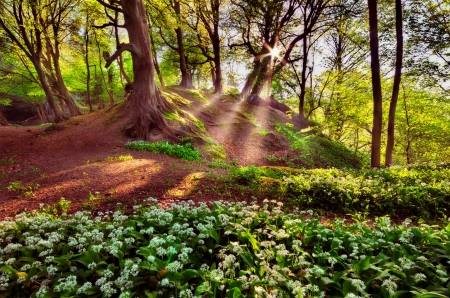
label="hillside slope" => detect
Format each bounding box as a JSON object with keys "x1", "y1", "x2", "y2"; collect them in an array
[{"x1": 0, "y1": 87, "x2": 361, "y2": 219}]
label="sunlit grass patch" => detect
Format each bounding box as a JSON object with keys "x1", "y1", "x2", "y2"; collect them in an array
[
  {"x1": 125, "y1": 141, "x2": 201, "y2": 161},
  {"x1": 107, "y1": 155, "x2": 133, "y2": 162}
]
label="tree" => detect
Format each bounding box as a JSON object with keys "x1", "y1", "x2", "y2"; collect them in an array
[
  {"x1": 230, "y1": 0, "x2": 330, "y2": 101},
  {"x1": 0, "y1": 0, "x2": 66, "y2": 122},
  {"x1": 147, "y1": 0, "x2": 192, "y2": 88},
  {"x1": 194, "y1": 0, "x2": 224, "y2": 94},
  {"x1": 96, "y1": 0, "x2": 172, "y2": 140},
  {"x1": 367, "y1": 0, "x2": 383, "y2": 168},
  {"x1": 40, "y1": 0, "x2": 83, "y2": 117},
  {"x1": 385, "y1": 0, "x2": 403, "y2": 167}
]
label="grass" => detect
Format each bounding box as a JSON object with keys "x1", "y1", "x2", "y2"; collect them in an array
[
  {"x1": 276, "y1": 124, "x2": 368, "y2": 169},
  {"x1": 125, "y1": 141, "x2": 201, "y2": 161}
]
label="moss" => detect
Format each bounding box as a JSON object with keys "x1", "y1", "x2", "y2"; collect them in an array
[
  {"x1": 203, "y1": 143, "x2": 227, "y2": 160},
  {"x1": 161, "y1": 90, "x2": 192, "y2": 107},
  {"x1": 187, "y1": 89, "x2": 209, "y2": 103}
]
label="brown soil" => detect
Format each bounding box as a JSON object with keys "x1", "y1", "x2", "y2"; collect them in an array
[{"x1": 0, "y1": 88, "x2": 299, "y2": 220}]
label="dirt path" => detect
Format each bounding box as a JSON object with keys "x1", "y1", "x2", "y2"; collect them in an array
[{"x1": 0, "y1": 92, "x2": 293, "y2": 220}]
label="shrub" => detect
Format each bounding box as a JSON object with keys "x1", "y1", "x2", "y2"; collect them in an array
[
  {"x1": 125, "y1": 141, "x2": 201, "y2": 161},
  {"x1": 279, "y1": 164, "x2": 450, "y2": 218},
  {"x1": 0, "y1": 200, "x2": 449, "y2": 297}
]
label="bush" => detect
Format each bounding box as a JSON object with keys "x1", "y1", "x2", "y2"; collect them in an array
[
  {"x1": 125, "y1": 141, "x2": 201, "y2": 161},
  {"x1": 229, "y1": 165, "x2": 261, "y2": 184},
  {"x1": 0, "y1": 200, "x2": 449, "y2": 297},
  {"x1": 280, "y1": 163, "x2": 450, "y2": 218}
]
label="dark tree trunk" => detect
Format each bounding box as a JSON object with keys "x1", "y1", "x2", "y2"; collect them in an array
[
  {"x1": 0, "y1": 109, "x2": 8, "y2": 126},
  {"x1": 368, "y1": 0, "x2": 383, "y2": 168},
  {"x1": 104, "y1": 0, "x2": 172, "y2": 140},
  {"x1": 173, "y1": 1, "x2": 192, "y2": 89},
  {"x1": 385, "y1": 0, "x2": 403, "y2": 167},
  {"x1": 85, "y1": 20, "x2": 93, "y2": 112},
  {"x1": 212, "y1": 23, "x2": 223, "y2": 94},
  {"x1": 299, "y1": 31, "x2": 309, "y2": 121}
]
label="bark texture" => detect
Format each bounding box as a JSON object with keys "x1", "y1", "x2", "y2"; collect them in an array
[
  {"x1": 385, "y1": 0, "x2": 403, "y2": 167},
  {"x1": 101, "y1": 0, "x2": 172, "y2": 140},
  {"x1": 368, "y1": 0, "x2": 383, "y2": 168}
]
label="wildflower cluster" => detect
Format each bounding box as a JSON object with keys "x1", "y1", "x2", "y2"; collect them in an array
[{"x1": 0, "y1": 198, "x2": 449, "y2": 297}]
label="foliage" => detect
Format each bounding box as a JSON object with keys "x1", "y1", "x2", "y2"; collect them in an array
[
  {"x1": 280, "y1": 163, "x2": 450, "y2": 219},
  {"x1": 1, "y1": 199, "x2": 450, "y2": 297},
  {"x1": 276, "y1": 124, "x2": 368, "y2": 169},
  {"x1": 125, "y1": 141, "x2": 201, "y2": 161}
]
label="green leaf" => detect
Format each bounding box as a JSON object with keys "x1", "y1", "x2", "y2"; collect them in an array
[
  {"x1": 240, "y1": 253, "x2": 254, "y2": 268},
  {"x1": 354, "y1": 256, "x2": 371, "y2": 276},
  {"x1": 240, "y1": 231, "x2": 260, "y2": 251},
  {"x1": 205, "y1": 228, "x2": 220, "y2": 243},
  {"x1": 195, "y1": 283, "x2": 210, "y2": 296},
  {"x1": 226, "y1": 287, "x2": 243, "y2": 298},
  {"x1": 181, "y1": 269, "x2": 199, "y2": 280}
]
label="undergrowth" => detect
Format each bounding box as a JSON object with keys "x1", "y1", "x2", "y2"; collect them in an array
[
  {"x1": 230, "y1": 162, "x2": 450, "y2": 219},
  {"x1": 125, "y1": 141, "x2": 201, "y2": 161},
  {"x1": 276, "y1": 124, "x2": 368, "y2": 169},
  {"x1": 0, "y1": 199, "x2": 449, "y2": 297}
]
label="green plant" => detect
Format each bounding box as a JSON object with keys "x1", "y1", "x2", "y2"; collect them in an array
[
  {"x1": 0, "y1": 199, "x2": 449, "y2": 297},
  {"x1": 259, "y1": 130, "x2": 269, "y2": 136},
  {"x1": 265, "y1": 154, "x2": 277, "y2": 162},
  {"x1": 276, "y1": 124, "x2": 368, "y2": 169},
  {"x1": 7, "y1": 181, "x2": 26, "y2": 192},
  {"x1": 209, "y1": 160, "x2": 230, "y2": 169},
  {"x1": 230, "y1": 165, "x2": 261, "y2": 184},
  {"x1": 126, "y1": 141, "x2": 201, "y2": 161}
]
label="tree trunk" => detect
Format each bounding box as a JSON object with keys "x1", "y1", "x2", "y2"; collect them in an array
[
  {"x1": 114, "y1": 23, "x2": 132, "y2": 86},
  {"x1": 299, "y1": 33, "x2": 309, "y2": 121},
  {"x1": 150, "y1": 30, "x2": 165, "y2": 87},
  {"x1": 33, "y1": 55, "x2": 65, "y2": 123},
  {"x1": 212, "y1": 23, "x2": 223, "y2": 94},
  {"x1": 368, "y1": 0, "x2": 383, "y2": 168},
  {"x1": 385, "y1": 0, "x2": 403, "y2": 167},
  {"x1": 94, "y1": 30, "x2": 115, "y2": 107},
  {"x1": 173, "y1": 1, "x2": 192, "y2": 89},
  {"x1": 239, "y1": 61, "x2": 262, "y2": 100},
  {"x1": 53, "y1": 48, "x2": 82, "y2": 116},
  {"x1": 35, "y1": 103, "x2": 49, "y2": 123},
  {"x1": 119, "y1": 0, "x2": 172, "y2": 140},
  {"x1": 85, "y1": 21, "x2": 93, "y2": 112},
  {"x1": 0, "y1": 109, "x2": 8, "y2": 126},
  {"x1": 250, "y1": 57, "x2": 271, "y2": 97},
  {"x1": 43, "y1": 35, "x2": 82, "y2": 116}
]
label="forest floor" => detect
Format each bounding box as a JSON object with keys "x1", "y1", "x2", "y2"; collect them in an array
[{"x1": 0, "y1": 88, "x2": 302, "y2": 220}]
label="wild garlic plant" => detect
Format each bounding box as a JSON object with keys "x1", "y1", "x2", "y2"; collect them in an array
[{"x1": 0, "y1": 198, "x2": 449, "y2": 297}]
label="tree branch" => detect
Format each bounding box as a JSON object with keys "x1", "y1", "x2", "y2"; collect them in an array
[
  {"x1": 105, "y1": 43, "x2": 140, "y2": 68},
  {"x1": 96, "y1": 0, "x2": 123, "y2": 13},
  {"x1": 92, "y1": 22, "x2": 125, "y2": 29}
]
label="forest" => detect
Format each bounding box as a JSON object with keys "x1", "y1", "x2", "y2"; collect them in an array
[{"x1": 0, "y1": 0, "x2": 450, "y2": 297}]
